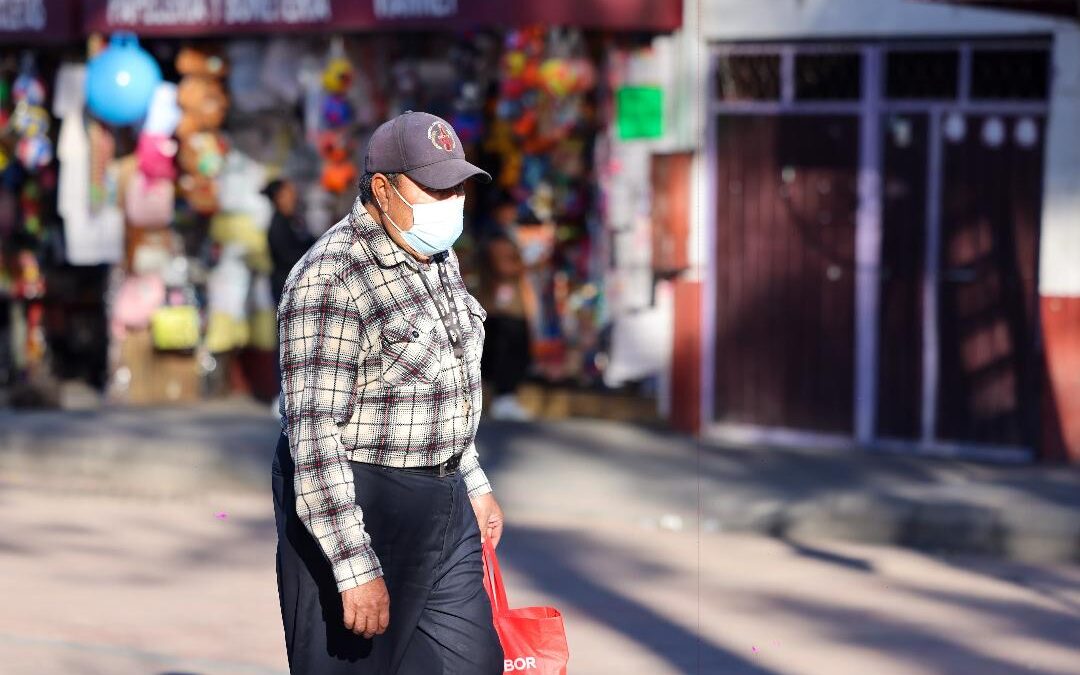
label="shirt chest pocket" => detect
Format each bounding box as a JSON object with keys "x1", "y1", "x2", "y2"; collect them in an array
[
  {"x1": 379, "y1": 313, "x2": 443, "y2": 386},
  {"x1": 461, "y1": 294, "x2": 487, "y2": 350}
]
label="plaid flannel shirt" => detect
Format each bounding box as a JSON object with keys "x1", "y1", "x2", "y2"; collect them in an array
[{"x1": 277, "y1": 198, "x2": 490, "y2": 593}]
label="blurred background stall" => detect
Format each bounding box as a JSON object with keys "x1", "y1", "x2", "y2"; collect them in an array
[{"x1": 0, "y1": 0, "x2": 685, "y2": 418}]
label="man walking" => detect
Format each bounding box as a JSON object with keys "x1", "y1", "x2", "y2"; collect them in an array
[{"x1": 272, "y1": 111, "x2": 505, "y2": 674}]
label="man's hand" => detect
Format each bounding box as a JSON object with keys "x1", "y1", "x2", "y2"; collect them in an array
[
  {"x1": 341, "y1": 576, "x2": 390, "y2": 639},
  {"x1": 470, "y1": 492, "x2": 504, "y2": 548}
]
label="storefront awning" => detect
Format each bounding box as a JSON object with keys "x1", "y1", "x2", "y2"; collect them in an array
[
  {"x1": 918, "y1": 0, "x2": 1079, "y2": 19},
  {"x1": 0, "y1": 0, "x2": 80, "y2": 44},
  {"x1": 83, "y1": 0, "x2": 683, "y2": 37}
]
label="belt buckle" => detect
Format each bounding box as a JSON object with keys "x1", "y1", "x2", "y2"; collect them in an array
[{"x1": 438, "y1": 453, "x2": 462, "y2": 477}]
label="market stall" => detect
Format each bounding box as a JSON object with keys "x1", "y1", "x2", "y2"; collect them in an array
[{"x1": 2, "y1": 0, "x2": 683, "y2": 409}]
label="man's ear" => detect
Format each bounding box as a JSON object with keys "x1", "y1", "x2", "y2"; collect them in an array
[{"x1": 372, "y1": 173, "x2": 389, "y2": 211}]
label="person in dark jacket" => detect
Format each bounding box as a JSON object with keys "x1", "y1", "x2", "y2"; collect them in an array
[{"x1": 265, "y1": 179, "x2": 316, "y2": 306}]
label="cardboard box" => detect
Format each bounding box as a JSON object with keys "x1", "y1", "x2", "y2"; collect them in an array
[{"x1": 115, "y1": 329, "x2": 201, "y2": 405}]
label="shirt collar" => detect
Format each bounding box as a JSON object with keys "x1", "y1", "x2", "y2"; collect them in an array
[{"x1": 349, "y1": 197, "x2": 421, "y2": 271}]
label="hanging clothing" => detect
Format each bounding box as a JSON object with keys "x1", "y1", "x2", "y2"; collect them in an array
[{"x1": 55, "y1": 64, "x2": 121, "y2": 266}]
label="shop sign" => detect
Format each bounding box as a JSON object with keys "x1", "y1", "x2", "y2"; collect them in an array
[
  {"x1": 373, "y1": 0, "x2": 457, "y2": 20},
  {"x1": 85, "y1": 0, "x2": 681, "y2": 35},
  {"x1": 0, "y1": 0, "x2": 45, "y2": 31},
  {"x1": 101, "y1": 0, "x2": 330, "y2": 29},
  {"x1": 0, "y1": 0, "x2": 75, "y2": 40},
  {"x1": 617, "y1": 86, "x2": 665, "y2": 140}
]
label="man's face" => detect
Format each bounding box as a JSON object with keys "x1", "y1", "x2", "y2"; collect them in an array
[{"x1": 373, "y1": 173, "x2": 464, "y2": 258}]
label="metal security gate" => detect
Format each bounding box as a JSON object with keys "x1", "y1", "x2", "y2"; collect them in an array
[{"x1": 704, "y1": 40, "x2": 1050, "y2": 460}]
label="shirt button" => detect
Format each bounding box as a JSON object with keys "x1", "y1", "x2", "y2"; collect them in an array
[{"x1": 411, "y1": 330, "x2": 420, "y2": 338}]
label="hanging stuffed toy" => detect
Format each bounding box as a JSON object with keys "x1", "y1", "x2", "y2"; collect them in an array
[
  {"x1": 176, "y1": 75, "x2": 228, "y2": 139},
  {"x1": 178, "y1": 131, "x2": 226, "y2": 178},
  {"x1": 320, "y1": 38, "x2": 354, "y2": 130},
  {"x1": 174, "y1": 47, "x2": 229, "y2": 216},
  {"x1": 136, "y1": 133, "x2": 178, "y2": 180},
  {"x1": 12, "y1": 107, "x2": 52, "y2": 170},
  {"x1": 10, "y1": 60, "x2": 54, "y2": 172},
  {"x1": 317, "y1": 130, "x2": 356, "y2": 194},
  {"x1": 313, "y1": 39, "x2": 357, "y2": 196}
]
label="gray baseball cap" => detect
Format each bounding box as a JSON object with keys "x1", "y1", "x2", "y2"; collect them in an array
[{"x1": 364, "y1": 111, "x2": 492, "y2": 190}]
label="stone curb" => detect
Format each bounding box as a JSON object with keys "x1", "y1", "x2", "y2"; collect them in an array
[{"x1": 707, "y1": 491, "x2": 1080, "y2": 564}]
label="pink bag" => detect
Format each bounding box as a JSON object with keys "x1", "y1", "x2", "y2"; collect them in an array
[
  {"x1": 113, "y1": 274, "x2": 165, "y2": 332},
  {"x1": 125, "y1": 172, "x2": 175, "y2": 228},
  {"x1": 136, "y1": 133, "x2": 178, "y2": 180}
]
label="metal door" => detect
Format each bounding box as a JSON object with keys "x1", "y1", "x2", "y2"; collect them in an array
[{"x1": 712, "y1": 114, "x2": 858, "y2": 432}]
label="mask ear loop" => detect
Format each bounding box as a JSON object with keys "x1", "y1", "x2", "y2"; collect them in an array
[{"x1": 376, "y1": 180, "x2": 404, "y2": 234}]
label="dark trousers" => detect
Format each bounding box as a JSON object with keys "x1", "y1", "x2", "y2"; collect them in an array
[
  {"x1": 272, "y1": 434, "x2": 503, "y2": 674},
  {"x1": 480, "y1": 315, "x2": 532, "y2": 396}
]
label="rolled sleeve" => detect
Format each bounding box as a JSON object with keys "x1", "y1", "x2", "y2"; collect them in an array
[{"x1": 281, "y1": 272, "x2": 382, "y2": 592}]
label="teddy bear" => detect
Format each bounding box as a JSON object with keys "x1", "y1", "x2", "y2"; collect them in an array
[
  {"x1": 176, "y1": 76, "x2": 228, "y2": 139},
  {"x1": 174, "y1": 47, "x2": 229, "y2": 216}
]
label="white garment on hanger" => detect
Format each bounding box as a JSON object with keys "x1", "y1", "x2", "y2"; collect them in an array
[
  {"x1": 62, "y1": 117, "x2": 122, "y2": 266},
  {"x1": 55, "y1": 62, "x2": 118, "y2": 265}
]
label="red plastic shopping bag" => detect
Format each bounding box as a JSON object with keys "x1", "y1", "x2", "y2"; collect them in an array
[{"x1": 482, "y1": 540, "x2": 570, "y2": 675}]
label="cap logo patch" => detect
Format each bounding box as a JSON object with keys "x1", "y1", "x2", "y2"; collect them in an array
[{"x1": 428, "y1": 121, "x2": 456, "y2": 152}]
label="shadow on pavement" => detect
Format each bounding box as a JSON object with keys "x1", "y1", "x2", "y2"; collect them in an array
[
  {"x1": 497, "y1": 524, "x2": 777, "y2": 675},
  {"x1": 779, "y1": 539, "x2": 876, "y2": 573},
  {"x1": 758, "y1": 592, "x2": 1077, "y2": 675}
]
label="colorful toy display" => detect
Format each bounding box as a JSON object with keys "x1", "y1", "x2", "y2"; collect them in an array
[
  {"x1": 483, "y1": 27, "x2": 603, "y2": 371},
  {"x1": 8, "y1": 61, "x2": 53, "y2": 172}
]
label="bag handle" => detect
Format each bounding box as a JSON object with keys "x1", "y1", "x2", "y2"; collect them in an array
[{"x1": 481, "y1": 539, "x2": 509, "y2": 612}]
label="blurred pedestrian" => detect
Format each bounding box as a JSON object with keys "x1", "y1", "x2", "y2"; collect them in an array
[
  {"x1": 272, "y1": 111, "x2": 504, "y2": 674},
  {"x1": 479, "y1": 229, "x2": 536, "y2": 421},
  {"x1": 264, "y1": 178, "x2": 315, "y2": 307},
  {"x1": 265, "y1": 178, "x2": 315, "y2": 421}
]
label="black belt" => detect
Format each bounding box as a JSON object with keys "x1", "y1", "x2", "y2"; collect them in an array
[{"x1": 398, "y1": 452, "x2": 463, "y2": 478}]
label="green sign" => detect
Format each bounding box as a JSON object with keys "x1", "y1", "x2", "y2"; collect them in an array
[{"x1": 616, "y1": 86, "x2": 664, "y2": 140}]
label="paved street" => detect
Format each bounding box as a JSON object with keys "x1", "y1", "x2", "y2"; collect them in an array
[{"x1": 2, "y1": 404, "x2": 1080, "y2": 674}]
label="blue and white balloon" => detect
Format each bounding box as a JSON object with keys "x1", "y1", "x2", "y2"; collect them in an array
[{"x1": 87, "y1": 33, "x2": 163, "y2": 126}]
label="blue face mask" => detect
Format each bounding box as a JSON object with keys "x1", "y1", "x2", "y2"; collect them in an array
[{"x1": 380, "y1": 182, "x2": 465, "y2": 257}]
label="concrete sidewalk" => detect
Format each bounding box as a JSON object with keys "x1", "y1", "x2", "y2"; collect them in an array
[
  {"x1": 6, "y1": 484, "x2": 1079, "y2": 675},
  {"x1": 2, "y1": 400, "x2": 1079, "y2": 564}
]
